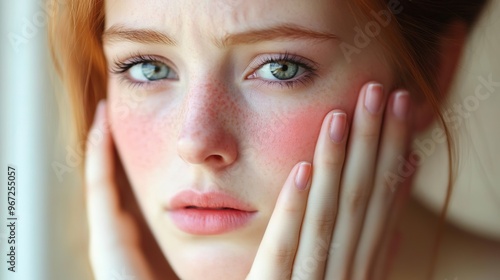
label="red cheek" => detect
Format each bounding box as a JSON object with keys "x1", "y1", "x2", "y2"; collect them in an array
[
  {"x1": 110, "y1": 82, "x2": 241, "y2": 172},
  {"x1": 245, "y1": 84, "x2": 358, "y2": 173},
  {"x1": 247, "y1": 105, "x2": 331, "y2": 170},
  {"x1": 111, "y1": 107, "x2": 174, "y2": 172}
]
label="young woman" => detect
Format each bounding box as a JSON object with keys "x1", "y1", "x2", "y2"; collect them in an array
[{"x1": 49, "y1": 0, "x2": 493, "y2": 279}]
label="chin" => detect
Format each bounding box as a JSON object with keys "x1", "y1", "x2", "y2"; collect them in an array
[
  {"x1": 164, "y1": 241, "x2": 256, "y2": 280},
  {"x1": 175, "y1": 266, "x2": 250, "y2": 280}
]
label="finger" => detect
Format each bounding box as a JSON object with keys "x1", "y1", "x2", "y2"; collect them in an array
[
  {"x1": 291, "y1": 110, "x2": 348, "y2": 279},
  {"x1": 85, "y1": 101, "x2": 153, "y2": 279},
  {"x1": 247, "y1": 162, "x2": 312, "y2": 280},
  {"x1": 351, "y1": 90, "x2": 412, "y2": 279},
  {"x1": 372, "y1": 228, "x2": 402, "y2": 280},
  {"x1": 373, "y1": 170, "x2": 414, "y2": 280},
  {"x1": 324, "y1": 82, "x2": 388, "y2": 279},
  {"x1": 85, "y1": 100, "x2": 130, "y2": 249}
]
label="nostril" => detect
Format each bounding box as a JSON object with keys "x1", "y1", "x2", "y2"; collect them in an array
[
  {"x1": 212, "y1": 155, "x2": 223, "y2": 161},
  {"x1": 204, "y1": 154, "x2": 225, "y2": 164},
  {"x1": 176, "y1": 129, "x2": 238, "y2": 167}
]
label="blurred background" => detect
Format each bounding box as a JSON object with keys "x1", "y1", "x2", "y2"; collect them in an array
[
  {"x1": 0, "y1": 1, "x2": 92, "y2": 279},
  {"x1": 0, "y1": 0, "x2": 499, "y2": 279}
]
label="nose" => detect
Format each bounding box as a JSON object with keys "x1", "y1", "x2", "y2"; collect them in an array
[{"x1": 176, "y1": 82, "x2": 238, "y2": 170}]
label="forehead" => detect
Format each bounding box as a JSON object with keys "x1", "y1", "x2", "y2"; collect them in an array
[{"x1": 105, "y1": 0, "x2": 353, "y2": 39}]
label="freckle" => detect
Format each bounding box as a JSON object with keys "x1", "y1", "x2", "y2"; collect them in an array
[
  {"x1": 246, "y1": 104, "x2": 325, "y2": 168},
  {"x1": 198, "y1": 82, "x2": 246, "y2": 130},
  {"x1": 115, "y1": 111, "x2": 171, "y2": 170}
]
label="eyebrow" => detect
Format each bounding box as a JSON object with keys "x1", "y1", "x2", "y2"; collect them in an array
[
  {"x1": 103, "y1": 25, "x2": 177, "y2": 45},
  {"x1": 219, "y1": 24, "x2": 338, "y2": 47},
  {"x1": 102, "y1": 24, "x2": 338, "y2": 47}
]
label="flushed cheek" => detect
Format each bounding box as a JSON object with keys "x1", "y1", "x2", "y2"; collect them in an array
[
  {"x1": 246, "y1": 78, "x2": 363, "y2": 178},
  {"x1": 248, "y1": 103, "x2": 346, "y2": 173},
  {"x1": 110, "y1": 101, "x2": 175, "y2": 177}
]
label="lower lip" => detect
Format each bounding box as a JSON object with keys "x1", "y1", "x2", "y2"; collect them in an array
[{"x1": 169, "y1": 208, "x2": 256, "y2": 235}]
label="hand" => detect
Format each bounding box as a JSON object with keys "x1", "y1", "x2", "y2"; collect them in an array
[
  {"x1": 246, "y1": 82, "x2": 413, "y2": 280},
  {"x1": 85, "y1": 101, "x2": 177, "y2": 280}
]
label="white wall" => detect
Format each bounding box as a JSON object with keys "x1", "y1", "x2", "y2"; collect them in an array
[{"x1": 0, "y1": 0, "x2": 91, "y2": 279}]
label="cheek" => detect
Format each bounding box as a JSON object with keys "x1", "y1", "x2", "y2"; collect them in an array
[
  {"x1": 108, "y1": 75, "x2": 364, "y2": 183},
  {"x1": 250, "y1": 107, "x2": 323, "y2": 167},
  {"x1": 248, "y1": 101, "x2": 351, "y2": 172},
  {"x1": 109, "y1": 95, "x2": 175, "y2": 175},
  {"x1": 248, "y1": 78, "x2": 368, "y2": 171}
]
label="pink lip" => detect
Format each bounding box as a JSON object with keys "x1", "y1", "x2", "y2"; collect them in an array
[{"x1": 167, "y1": 190, "x2": 257, "y2": 235}]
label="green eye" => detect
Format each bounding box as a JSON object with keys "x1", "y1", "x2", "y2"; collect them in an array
[
  {"x1": 129, "y1": 61, "x2": 177, "y2": 81},
  {"x1": 142, "y1": 62, "x2": 171, "y2": 80},
  {"x1": 255, "y1": 60, "x2": 305, "y2": 81},
  {"x1": 269, "y1": 61, "x2": 299, "y2": 80}
]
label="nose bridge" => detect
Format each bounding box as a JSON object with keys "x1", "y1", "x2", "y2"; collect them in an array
[
  {"x1": 180, "y1": 80, "x2": 226, "y2": 133},
  {"x1": 176, "y1": 77, "x2": 239, "y2": 167}
]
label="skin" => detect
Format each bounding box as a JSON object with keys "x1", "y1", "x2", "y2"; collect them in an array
[
  {"x1": 88, "y1": 0, "x2": 417, "y2": 279},
  {"x1": 76, "y1": 0, "x2": 500, "y2": 278}
]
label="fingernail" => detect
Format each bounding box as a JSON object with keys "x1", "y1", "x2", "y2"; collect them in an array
[
  {"x1": 330, "y1": 112, "x2": 347, "y2": 143},
  {"x1": 364, "y1": 83, "x2": 384, "y2": 115},
  {"x1": 295, "y1": 162, "x2": 311, "y2": 190},
  {"x1": 392, "y1": 91, "x2": 410, "y2": 121}
]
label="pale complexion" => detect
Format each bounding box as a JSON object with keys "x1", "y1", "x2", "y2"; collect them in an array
[{"x1": 86, "y1": 0, "x2": 415, "y2": 279}]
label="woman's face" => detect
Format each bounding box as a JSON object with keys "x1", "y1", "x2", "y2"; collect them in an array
[{"x1": 104, "y1": 0, "x2": 393, "y2": 278}]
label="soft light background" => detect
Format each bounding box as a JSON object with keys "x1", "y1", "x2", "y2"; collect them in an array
[
  {"x1": 413, "y1": 0, "x2": 500, "y2": 238},
  {"x1": 0, "y1": 0, "x2": 498, "y2": 279},
  {"x1": 0, "y1": 0, "x2": 91, "y2": 279}
]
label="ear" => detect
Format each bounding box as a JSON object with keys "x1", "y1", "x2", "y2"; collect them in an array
[{"x1": 413, "y1": 21, "x2": 469, "y2": 132}]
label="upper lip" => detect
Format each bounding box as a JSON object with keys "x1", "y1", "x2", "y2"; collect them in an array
[{"x1": 167, "y1": 189, "x2": 257, "y2": 212}]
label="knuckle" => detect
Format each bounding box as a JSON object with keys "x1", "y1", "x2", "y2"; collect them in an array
[
  {"x1": 382, "y1": 176, "x2": 400, "y2": 194},
  {"x1": 312, "y1": 213, "x2": 337, "y2": 236},
  {"x1": 355, "y1": 124, "x2": 381, "y2": 143},
  {"x1": 345, "y1": 187, "x2": 370, "y2": 213},
  {"x1": 266, "y1": 242, "x2": 297, "y2": 269},
  {"x1": 320, "y1": 151, "x2": 346, "y2": 169},
  {"x1": 280, "y1": 203, "x2": 304, "y2": 217},
  {"x1": 358, "y1": 131, "x2": 380, "y2": 143}
]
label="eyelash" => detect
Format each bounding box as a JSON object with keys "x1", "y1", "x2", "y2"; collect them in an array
[
  {"x1": 248, "y1": 52, "x2": 319, "y2": 89},
  {"x1": 109, "y1": 53, "x2": 171, "y2": 89},
  {"x1": 109, "y1": 52, "x2": 319, "y2": 89}
]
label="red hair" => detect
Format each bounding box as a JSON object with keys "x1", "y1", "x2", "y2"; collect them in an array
[{"x1": 48, "y1": 0, "x2": 489, "y2": 278}]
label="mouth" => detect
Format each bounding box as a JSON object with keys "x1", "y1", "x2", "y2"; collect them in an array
[
  {"x1": 185, "y1": 206, "x2": 237, "y2": 210},
  {"x1": 167, "y1": 190, "x2": 257, "y2": 235}
]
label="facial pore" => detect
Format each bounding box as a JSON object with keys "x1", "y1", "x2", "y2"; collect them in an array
[{"x1": 104, "y1": 0, "x2": 393, "y2": 278}]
